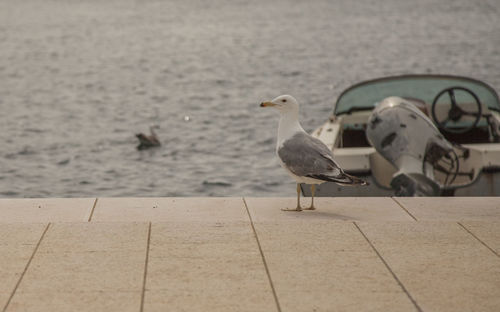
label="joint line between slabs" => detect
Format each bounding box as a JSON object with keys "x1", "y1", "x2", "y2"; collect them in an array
[
  {"x1": 391, "y1": 197, "x2": 418, "y2": 221},
  {"x1": 242, "y1": 198, "x2": 282, "y2": 312},
  {"x1": 140, "y1": 222, "x2": 152, "y2": 312},
  {"x1": 353, "y1": 222, "x2": 422, "y2": 312},
  {"x1": 457, "y1": 222, "x2": 499, "y2": 258},
  {"x1": 87, "y1": 198, "x2": 99, "y2": 222},
  {"x1": 2, "y1": 223, "x2": 51, "y2": 312}
]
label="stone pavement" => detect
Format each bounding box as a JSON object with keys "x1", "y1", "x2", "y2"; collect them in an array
[{"x1": 0, "y1": 197, "x2": 499, "y2": 312}]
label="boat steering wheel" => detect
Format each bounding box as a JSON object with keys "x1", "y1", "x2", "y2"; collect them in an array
[{"x1": 431, "y1": 86, "x2": 482, "y2": 134}]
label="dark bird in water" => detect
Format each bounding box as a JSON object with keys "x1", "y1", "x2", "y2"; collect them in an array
[{"x1": 136, "y1": 125, "x2": 161, "y2": 150}]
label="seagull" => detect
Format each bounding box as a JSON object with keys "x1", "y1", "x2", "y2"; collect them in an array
[{"x1": 260, "y1": 95, "x2": 368, "y2": 211}]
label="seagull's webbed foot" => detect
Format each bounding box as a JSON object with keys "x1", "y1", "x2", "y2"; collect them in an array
[
  {"x1": 302, "y1": 205, "x2": 315, "y2": 210},
  {"x1": 281, "y1": 183, "x2": 303, "y2": 211},
  {"x1": 281, "y1": 207, "x2": 303, "y2": 212}
]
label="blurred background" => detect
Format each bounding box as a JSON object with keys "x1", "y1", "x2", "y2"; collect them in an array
[{"x1": 0, "y1": 0, "x2": 499, "y2": 197}]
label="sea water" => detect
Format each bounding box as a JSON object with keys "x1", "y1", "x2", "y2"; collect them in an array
[{"x1": 0, "y1": 0, "x2": 499, "y2": 197}]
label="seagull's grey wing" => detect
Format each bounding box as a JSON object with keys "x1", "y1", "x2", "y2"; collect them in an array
[
  {"x1": 278, "y1": 132, "x2": 366, "y2": 185},
  {"x1": 278, "y1": 132, "x2": 341, "y2": 177}
]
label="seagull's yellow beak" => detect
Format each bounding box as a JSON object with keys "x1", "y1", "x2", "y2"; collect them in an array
[{"x1": 260, "y1": 101, "x2": 276, "y2": 107}]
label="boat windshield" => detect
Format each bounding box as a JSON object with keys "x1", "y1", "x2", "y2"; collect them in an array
[{"x1": 334, "y1": 75, "x2": 500, "y2": 116}]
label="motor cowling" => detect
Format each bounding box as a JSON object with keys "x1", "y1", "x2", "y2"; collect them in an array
[{"x1": 366, "y1": 96, "x2": 455, "y2": 196}]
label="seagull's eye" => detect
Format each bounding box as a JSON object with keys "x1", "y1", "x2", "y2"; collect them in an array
[{"x1": 282, "y1": 99, "x2": 287, "y2": 102}]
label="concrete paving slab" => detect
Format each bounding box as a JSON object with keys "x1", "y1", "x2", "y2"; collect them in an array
[
  {"x1": 37, "y1": 222, "x2": 149, "y2": 253},
  {"x1": 0, "y1": 223, "x2": 47, "y2": 246},
  {"x1": 144, "y1": 289, "x2": 275, "y2": 312},
  {"x1": 253, "y1": 221, "x2": 417, "y2": 311},
  {"x1": 394, "y1": 197, "x2": 500, "y2": 220},
  {"x1": 145, "y1": 222, "x2": 276, "y2": 311},
  {"x1": 460, "y1": 221, "x2": 500, "y2": 256},
  {"x1": 147, "y1": 256, "x2": 270, "y2": 291},
  {"x1": 6, "y1": 291, "x2": 141, "y2": 312},
  {"x1": 357, "y1": 222, "x2": 500, "y2": 312},
  {"x1": 92, "y1": 197, "x2": 248, "y2": 222},
  {"x1": 1, "y1": 198, "x2": 499, "y2": 311},
  {"x1": 14, "y1": 222, "x2": 148, "y2": 294},
  {"x1": 149, "y1": 222, "x2": 259, "y2": 257},
  {"x1": 0, "y1": 258, "x2": 24, "y2": 294},
  {"x1": 0, "y1": 223, "x2": 46, "y2": 303},
  {"x1": 16, "y1": 251, "x2": 146, "y2": 292},
  {"x1": 0, "y1": 293, "x2": 9, "y2": 310},
  {"x1": 0, "y1": 198, "x2": 95, "y2": 222},
  {"x1": 245, "y1": 197, "x2": 414, "y2": 222}
]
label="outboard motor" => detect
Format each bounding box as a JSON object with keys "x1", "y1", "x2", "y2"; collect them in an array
[{"x1": 366, "y1": 96, "x2": 460, "y2": 196}]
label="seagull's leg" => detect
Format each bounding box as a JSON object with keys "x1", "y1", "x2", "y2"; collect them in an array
[
  {"x1": 281, "y1": 183, "x2": 302, "y2": 211},
  {"x1": 296, "y1": 183, "x2": 302, "y2": 210},
  {"x1": 303, "y1": 184, "x2": 316, "y2": 210}
]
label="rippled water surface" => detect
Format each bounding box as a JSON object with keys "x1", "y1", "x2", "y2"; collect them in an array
[{"x1": 1, "y1": 0, "x2": 499, "y2": 197}]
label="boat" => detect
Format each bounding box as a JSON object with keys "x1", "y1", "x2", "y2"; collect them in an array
[{"x1": 305, "y1": 75, "x2": 500, "y2": 197}]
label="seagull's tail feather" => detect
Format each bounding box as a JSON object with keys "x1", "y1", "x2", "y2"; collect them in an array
[{"x1": 307, "y1": 172, "x2": 369, "y2": 186}]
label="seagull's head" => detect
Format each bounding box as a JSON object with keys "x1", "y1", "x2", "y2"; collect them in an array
[{"x1": 260, "y1": 95, "x2": 299, "y2": 115}]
